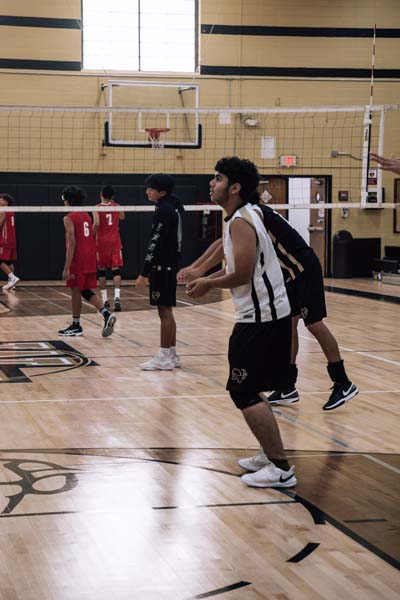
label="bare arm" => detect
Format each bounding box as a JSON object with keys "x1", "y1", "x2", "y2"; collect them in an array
[
  {"x1": 92, "y1": 211, "x2": 100, "y2": 235},
  {"x1": 63, "y1": 216, "x2": 76, "y2": 280},
  {"x1": 370, "y1": 152, "x2": 400, "y2": 175},
  {"x1": 186, "y1": 219, "x2": 256, "y2": 298},
  {"x1": 119, "y1": 209, "x2": 125, "y2": 221},
  {"x1": 192, "y1": 238, "x2": 222, "y2": 269},
  {"x1": 0, "y1": 212, "x2": 5, "y2": 229},
  {"x1": 178, "y1": 238, "x2": 223, "y2": 283}
]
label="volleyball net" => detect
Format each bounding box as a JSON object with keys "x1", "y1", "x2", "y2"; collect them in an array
[{"x1": 1, "y1": 103, "x2": 399, "y2": 211}]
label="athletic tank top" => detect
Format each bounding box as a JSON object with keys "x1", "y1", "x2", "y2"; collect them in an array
[
  {"x1": 223, "y1": 203, "x2": 290, "y2": 323},
  {"x1": 0, "y1": 212, "x2": 16, "y2": 249},
  {"x1": 67, "y1": 212, "x2": 96, "y2": 274},
  {"x1": 96, "y1": 201, "x2": 122, "y2": 248}
]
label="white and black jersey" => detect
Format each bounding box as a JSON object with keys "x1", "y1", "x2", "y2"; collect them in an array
[
  {"x1": 255, "y1": 203, "x2": 318, "y2": 284},
  {"x1": 141, "y1": 197, "x2": 184, "y2": 277},
  {"x1": 224, "y1": 203, "x2": 290, "y2": 323}
]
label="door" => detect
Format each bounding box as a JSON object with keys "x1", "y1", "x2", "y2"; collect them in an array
[
  {"x1": 309, "y1": 178, "x2": 327, "y2": 272},
  {"x1": 259, "y1": 176, "x2": 328, "y2": 274},
  {"x1": 258, "y1": 178, "x2": 287, "y2": 218}
]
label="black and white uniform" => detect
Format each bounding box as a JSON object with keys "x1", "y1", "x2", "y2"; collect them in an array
[
  {"x1": 256, "y1": 203, "x2": 327, "y2": 326},
  {"x1": 224, "y1": 204, "x2": 292, "y2": 399},
  {"x1": 141, "y1": 197, "x2": 184, "y2": 307}
]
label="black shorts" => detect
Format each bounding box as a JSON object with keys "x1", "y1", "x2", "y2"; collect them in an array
[
  {"x1": 286, "y1": 258, "x2": 327, "y2": 326},
  {"x1": 149, "y1": 267, "x2": 177, "y2": 307},
  {"x1": 226, "y1": 316, "x2": 292, "y2": 394}
]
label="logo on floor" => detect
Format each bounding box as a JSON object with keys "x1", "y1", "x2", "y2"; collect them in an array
[{"x1": 0, "y1": 340, "x2": 96, "y2": 383}]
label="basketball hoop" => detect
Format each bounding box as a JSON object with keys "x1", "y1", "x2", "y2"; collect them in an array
[{"x1": 145, "y1": 127, "x2": 170, "y2": 149}]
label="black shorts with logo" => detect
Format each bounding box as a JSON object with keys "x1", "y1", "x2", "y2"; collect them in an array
[
  {"x1": 286, "y1": 257, "x2": 327, "y2": 326},
  {"x1": 149, "y1": 266, "x2": 177, "y2": 307},
  {"x1": 226, "y1": 316, "x2": 292, "y2": 395}
]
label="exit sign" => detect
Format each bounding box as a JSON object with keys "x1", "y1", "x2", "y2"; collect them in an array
[{"x1": 279, "y1": 154, "x2": 297, "y2": 167}]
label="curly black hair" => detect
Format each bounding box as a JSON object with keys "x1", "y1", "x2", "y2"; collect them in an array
[{"x1": 214, "y1": 157, "x2": 260, "y2": 202}]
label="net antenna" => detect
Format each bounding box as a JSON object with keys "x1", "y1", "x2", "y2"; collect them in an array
[
  {"x1": 145, "y1": 127, "x2": 170, "y2": 150},
  {"x1": 361, "y1": 24, "x2": 380, "y2": 207}
]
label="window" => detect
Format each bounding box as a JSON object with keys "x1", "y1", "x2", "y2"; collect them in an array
[{"x1": 82, "y1": 0, "x2": 196, "y2": 72}]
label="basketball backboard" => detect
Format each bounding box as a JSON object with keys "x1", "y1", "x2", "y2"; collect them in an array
[{"x1": 103, "y1": 80, "x2": 201, "y2": 148}]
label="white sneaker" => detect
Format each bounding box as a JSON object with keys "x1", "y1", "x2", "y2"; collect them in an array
[
  {"x1": 171, "y1": 354, "x2": 182, "y2": 368},
  {"x1": 2, "y1": 275, "x2": 20, "y2": 291},
  {"x1": 140, "y1": 352, "x2": 174, "y2": 371},
  {"x1": 241, "y1": 462, "x2": 297, "y2": 488},
  {"x1": 238, "y1": 450, "x2": 269, "y2": 472}
]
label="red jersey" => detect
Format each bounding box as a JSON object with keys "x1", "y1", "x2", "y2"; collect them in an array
[
  {"x1": 66, "y1": 212, "x2": 96, "y2": 274},
  {"x1": 0, "y1": 212, "x2": 16, "y2": 249},
  {"x1": 96, "y1": 202, "x2": 122, "y2": 249}
]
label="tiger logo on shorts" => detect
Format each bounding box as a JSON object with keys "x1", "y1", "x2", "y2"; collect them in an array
[
  {"x1": 301, "y1": 306, "x2": 309, "y2": 320},
  {"x1": 231, "y1": 368, "x2": 248, "y2": 384},
  {"x1": 151, "y1": 291, "x2": 160, "y2": 301}
]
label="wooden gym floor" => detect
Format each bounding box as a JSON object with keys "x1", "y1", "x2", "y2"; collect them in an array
[{"x1": 0, "y1": 278, "x2": 399, "y2": 599}]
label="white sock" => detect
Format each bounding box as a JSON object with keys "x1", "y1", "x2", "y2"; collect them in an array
[
  {"x1": 114, "y1": 288, "x2": 120, "y2": 299},
  {"x1": 101, "y1": 289, "x2": 108, "y2": 303},
  {"x1": 160, "y1": 347, "x2": 170, "y2": 357},
  {"x1": 170, "y1": 346, "x2": 177, "y2": 356}
]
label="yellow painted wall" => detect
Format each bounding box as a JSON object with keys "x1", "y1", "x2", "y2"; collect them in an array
[{"x1": 0, "y1": 0, "x2": 400, "y2": 250}]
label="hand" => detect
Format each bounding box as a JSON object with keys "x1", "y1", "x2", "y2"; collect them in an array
[
  {"x1": 62, "y1": 268, "x2": 71, "y2": 281},
  {"x1": 177, "y1": 266, "x2": 203, "y2": 283},
  {"x1": 135, "y1": 275, "x2": 148, "y2": 288},
  {"x1": 370, "y1": 152, "x2": 400, "y2": 175},
  {"x1": 186, "y1": 277, "x2": 211, "y2": 298}
]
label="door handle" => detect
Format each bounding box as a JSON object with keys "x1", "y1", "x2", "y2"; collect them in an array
[{"x1": 307, "y1": 226, "x2": 324, "y2": 232}]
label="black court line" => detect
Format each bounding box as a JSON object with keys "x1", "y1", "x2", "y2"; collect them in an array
[
  {"x1": 0, "y1": 510, "x2": 77, "y2": 518},
  {"x1": 344, "y1": 518, "x2": 388, "y2": 524},
  {"x1": 153, "y1": 500, "x2": 296, "y2": 510},
  {"x1": 324, "y1": 512, "x2": 399, "y2": 570},
  {"x1": 188, "y1": 581, "x2": 251, "y2": 599},
  {"x1": 0, "y1": 448, "x2": 398, "y2": 568},
  {"x1": 288, "y1": 542, "x2": 320, "y2": 563},
  {"x1": 324, "y1": 285, "x2": 400, "y2": 305}
]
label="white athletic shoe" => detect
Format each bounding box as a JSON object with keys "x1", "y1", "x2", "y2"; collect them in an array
[
  {"x1": 171, "y1": 354, "x2": 182, "y2": 368},
  {"x1": 2, "y1": 275, "x2": 20, "y2": 291},
  {"x1": 241, "y1": 462, "x2": 297, "y2": 488},
  {"x1": 140, "y1": 351, "x2": 174, "y2": 371},
  {"x1": 238, "y1": 450, "x2": 269, "y2": 472}
]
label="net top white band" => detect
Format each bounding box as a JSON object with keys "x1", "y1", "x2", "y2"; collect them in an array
[{"x1": 1, "y1": 203, "x2": 397, "y2": 213}]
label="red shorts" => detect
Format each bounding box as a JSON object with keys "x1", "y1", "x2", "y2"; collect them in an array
[
  {"x1": 96, "y1": 247, "x2": 123, "y2": 270},
  {"x1": 66, "y1": 273, "x2": 98, "y2": 291},
  {"x1": 0, "y1": 247, "x2": 17, "y2": 262}
]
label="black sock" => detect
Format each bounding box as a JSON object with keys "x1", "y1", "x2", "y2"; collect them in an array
[
  {"x1": 288, "y1": 364, "x2": 298, "y2": 389},
  {"x1": 327, "y1": 360, "x2": 350, "y2": 385},
  {"x1": 72, "y1": 317, "x2": 80, "y2": 326},
  {"x1": 280, "y1": 364, "x2": 297, "y2": 393},
  {"x1": 271, "y1": 458, "x2": 290, "y2": 471}
]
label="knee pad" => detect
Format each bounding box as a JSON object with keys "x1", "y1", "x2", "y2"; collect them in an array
[
  {"x1": 97, "y1": 269, "x2": 107, "y2": 279},
  {"x1": 229, "y1": 390, "x2": 264, "y2": 410},
  {"x1": 111, "y1": 268, "x2": 121, "y2": 277},
  {"x1": 81, "y1": 289, "x2": 95, "y2": 301}
]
